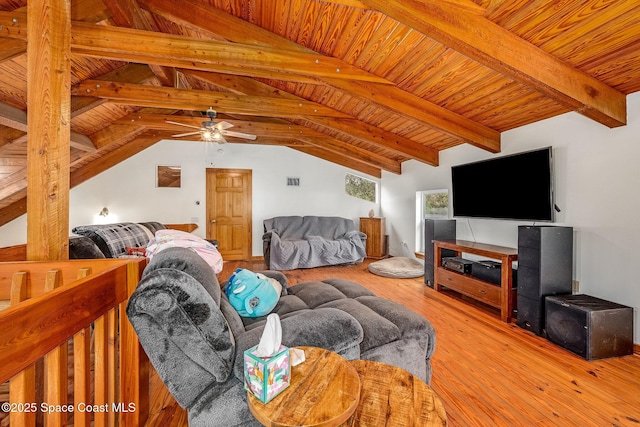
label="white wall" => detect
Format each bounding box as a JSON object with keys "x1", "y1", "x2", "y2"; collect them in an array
[
  {"x1": 0, "y1": 141, "x2": 380, "y2": 255},
  {"x1": 382, "y1": 92, "x2": 640, "y2": 342}
]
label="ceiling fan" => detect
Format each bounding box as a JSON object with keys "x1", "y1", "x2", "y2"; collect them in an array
[{"x1": 167, "y1": 108, "x2": 257, "y2": 143}]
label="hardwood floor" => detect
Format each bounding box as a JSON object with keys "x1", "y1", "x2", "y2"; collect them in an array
[{"x1": 147, "y1": 260, "x2": 640, "y2": 426}]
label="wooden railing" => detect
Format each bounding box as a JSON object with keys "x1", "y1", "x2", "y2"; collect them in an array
[
  {"x1": 0, "y1": 244, "x2": 27, "y2": 262},
  {"x1": 0, "y1": 258, "x2": 149, "y2": 427}
]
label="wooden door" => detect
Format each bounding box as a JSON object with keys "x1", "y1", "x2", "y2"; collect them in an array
[{"x1": 206, "y1": 168, "x2": 252, "y2": 261}]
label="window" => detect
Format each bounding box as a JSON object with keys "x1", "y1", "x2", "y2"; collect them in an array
[
  {"x1": 345, "y1": 173, "x2": 377, "y2": 203},
  {"x1": 416, "y1": 189, "x2": 449, "y2": 252}
]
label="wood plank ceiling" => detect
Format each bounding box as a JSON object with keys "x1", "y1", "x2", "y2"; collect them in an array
[{"x1": 0, "y1": 0, "x2": 639, "y2": 226}]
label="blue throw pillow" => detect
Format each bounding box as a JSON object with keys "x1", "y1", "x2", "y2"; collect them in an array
[{"x1": 225, "y1": 268, "x2": 281, "y2": 317}]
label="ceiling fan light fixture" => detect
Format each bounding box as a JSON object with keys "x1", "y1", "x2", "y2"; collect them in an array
[
  {"x1": 200, "y1": 127, "x2": 224, "y2": 143},
  {"x1": 167, "y1": 107, "x2": 253, "y2": 143}
]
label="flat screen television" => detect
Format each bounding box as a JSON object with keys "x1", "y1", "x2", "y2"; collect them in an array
[{"x1": 451, "y1": 147, "x2": 555, "y2": 221}]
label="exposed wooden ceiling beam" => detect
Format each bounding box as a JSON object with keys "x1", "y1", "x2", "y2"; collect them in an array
[
  {"x1": 137, "y1": 0, "x2": 313, "y2": 52},
  {"x1": 0, "y1": 166, "x2": 26, "y2": 201},
  {"x1": 0, "y1": 11, "x2": 389, "y2": 86},
  {"x1": 102, "y1": 0, "x2": 151, "y2": 29},
  {"x1": 76, "y1": 23, "x2": 390, "y2": 84},
  {"x1": 117, "y1": 114, "x2": 326, "y2": 138},
  {"x1": 0, "y1": 102, "x2": 96, "y2": 152},
  {"x1": 304, "y1": 116, "x2": 438, "y2": 166},
  {"x1": 70, "y1": 130, "x2": 165, "y2": 187},
  {"x1": 86, "y1": 107, "x2": 179, "y2": 150},
  {"x1": 0, "y1": 198, "x2": 27, "y2": 228},
  {"x1": 71, "y1": 63, "x2": 157, "y2": 118},
  {"x1": 184, "y1": 71, "x2": 439, "y2": 166},
  {"x1": 88, "y1": 124, "x2": 148, "y2": 150},
  {"x1": 0, "y1": 0, "x2": 110, "y2": 64},
  {"x1": 0, "y1": 39, "x2": 26, "y2": 63},
  {"x1": 310, "y1": 0, "x2": 371, "y2": 9},
  {"x1": 72, "y1": 81, "x2": 352, "y2": 119},
  {"x1": 297, "y1": 136, "x2": 400, "y2": 174},
  {"x1": 136, "y1": 0, "x2": 500, "y2": 152},
  {"x1": 324, "y1": 78, "x2": 500, "y2": 152},
  {"x1": 359, "y1": 0, "x2": 627, "y2": 128},
  {"x1": 0, "y1": 127, "x2": 25, "y2": 150},
  {"x1": 293, "y1": 146, "x2": 381, "y2": 178},
  {"x1": 101, "y1": 0, "x2": 179, "y2": 87},
  {"x1": 72, "y1": 24, "x2": 389, "y2": 85},
  {"x1": 71, "y1": 0, "x2": 111, "y2": 23},
  {"x1": 115, "y1": 113, "x2": 401, "y2": 174},
  {"x1": 321, "y1": 0, "x2": 486, "y2": 14}
]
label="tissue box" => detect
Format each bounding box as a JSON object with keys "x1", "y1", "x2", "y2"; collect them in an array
[{"x1": 243, "y1": 345, "x2": 290, "y2": 403}]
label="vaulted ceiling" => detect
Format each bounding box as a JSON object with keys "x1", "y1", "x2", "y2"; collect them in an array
[{"x1": 1, "y1": 0, "x2": 639, "y2": 227}]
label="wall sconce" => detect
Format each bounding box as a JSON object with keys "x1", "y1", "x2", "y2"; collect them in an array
[{"x1": 99, "y1": 207, "x2": 109, "y2": 217}]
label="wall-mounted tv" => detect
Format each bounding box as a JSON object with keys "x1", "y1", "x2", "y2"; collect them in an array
[{"x1": 451, "y1": 147, "x2": 554, "y2": 222}]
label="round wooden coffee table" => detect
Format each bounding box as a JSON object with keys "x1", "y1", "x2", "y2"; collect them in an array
[
  {"x1": 247, "y1": 346, "x2": 361, "y2": 427},
  {"x1": 344, "y1": 360, "x2": 447, "y2": 426}
]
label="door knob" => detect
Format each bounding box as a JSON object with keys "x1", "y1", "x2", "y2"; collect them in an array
[{"x1": 211, "y1": 219, "x2": 216, "y2": 223}]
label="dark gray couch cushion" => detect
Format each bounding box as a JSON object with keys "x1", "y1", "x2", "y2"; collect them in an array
[
  {"x1": 319, "y1": 298, "x2": 401, "y2": 352},
  {"x1": 143, "y1": 247, "x2": 220, "y2": 305},
  {"x1": 322, "y1": 277, "x2": 377, "y2": 298},
  {"x1": 357, "y1": 296, "x2": 433, "y2": 348},
  {"x1": 69, "y1": 235, "x2": 106, "y2": 259},
  {"x1": 285, "y1": 280, "x2": 348, "y2": 308},
  {"x1": 138, "y1": 221, "x2": 168, "y2": 234}
]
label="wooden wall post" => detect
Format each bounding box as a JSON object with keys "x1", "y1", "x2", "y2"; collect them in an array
[{"x1": 26, "y1": 0, "x2": 71, "y2": 261}]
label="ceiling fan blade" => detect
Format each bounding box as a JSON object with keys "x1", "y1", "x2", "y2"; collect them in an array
[
  {"x1": 221, "y1": 130, "x2": 257, "y2": 140},
  {"x1": 216, "y1": 121, "x2": 235, "y2": 130},
  {"x1": 172, "y1": 131, "x2": 201, "y2": 137},
  {"x1": 166, "y1": 120, "x2": 202, "y2": 130}
]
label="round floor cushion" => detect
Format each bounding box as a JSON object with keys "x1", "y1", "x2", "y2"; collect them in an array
[{"x1": 368, "y1": 257, "x2": 424, "y2": 278}]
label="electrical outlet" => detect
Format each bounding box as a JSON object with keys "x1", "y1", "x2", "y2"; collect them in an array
[
  {"x1": 572, "y1": 280, "x2": 580, "y2": 293},
  {"x1": 401, "y1": 241, "x2": 408, "y2": 246}
]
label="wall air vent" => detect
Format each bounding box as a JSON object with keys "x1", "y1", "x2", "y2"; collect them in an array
[{"x1": 287, "y1": 177, "x2": 300, "y2": 186}]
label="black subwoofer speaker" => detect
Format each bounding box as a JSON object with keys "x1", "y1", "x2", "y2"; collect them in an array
[
  {"x1": 516, "y1": 226, "x2": 573, "y2": 336},
  {"x1": 545, "y1": 294, "x2": 633, "y2": 360},
  {"x1": 424, "y1": 219, "x2": 456, "y2": 288}
]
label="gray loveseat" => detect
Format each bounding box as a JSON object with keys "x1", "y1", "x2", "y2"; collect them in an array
[
  {"x1": 126, "y1": 247, "x2": 436, "y2": 426},
  {"x1": 262, "y1": 216, "x2": 367, "y2": 270}
]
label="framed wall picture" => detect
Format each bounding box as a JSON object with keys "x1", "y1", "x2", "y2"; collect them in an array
[{"x1": 157, "y1": 165, "x2": 181, "y2": 188}]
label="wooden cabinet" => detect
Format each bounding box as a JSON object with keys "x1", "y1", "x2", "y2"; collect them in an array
[
  {"x1": 359, "y1": 217, "x2": 386, "y2": 259},
  {"x1": 433, "y1": 240, "x2": 518, "y2": 323}
]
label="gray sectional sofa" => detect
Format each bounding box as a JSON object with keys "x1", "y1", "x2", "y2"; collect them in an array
[
  {"x1": 126, "y1": 247, "x2": 436, "y2": 426},
  {"x1": 262, "y1": 216, "x2": 367, "y2": 270}
]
